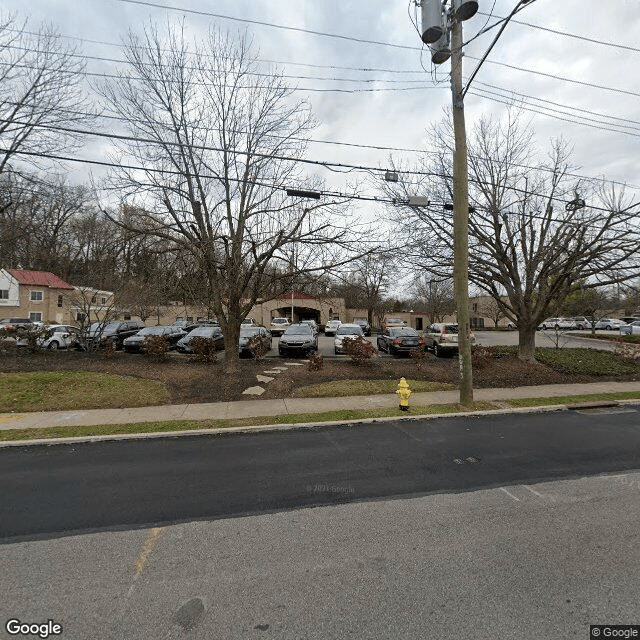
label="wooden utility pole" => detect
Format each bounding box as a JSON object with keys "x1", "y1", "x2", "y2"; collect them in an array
[{"x1": 450, "y1": 16, "x2": 474, "y2": 405}]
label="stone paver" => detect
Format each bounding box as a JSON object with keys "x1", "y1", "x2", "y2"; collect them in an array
[
  {"x1": 256, "y1": 375, "x2": 275, "y2": 383},
  {"x1": 242, "y1": 386, "x2": 265, "y2": 396}
]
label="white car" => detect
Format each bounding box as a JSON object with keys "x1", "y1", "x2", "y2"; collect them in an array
[
  {"x1": 334, "y1": 323, "x2": 364, "y2": 355},
  {"x1": 593, "y1": 318, "x2": 627, "y2": 331},
  {"x1": 538, "y1": 317, "x2": 575, "y2": 330},
  {"x1": 324, "y1": 319, "x2": 342, "y2": 336},
  {"x1": 269, "y1": 317, "x2": 290, "y2": 337},
  {"x1": 40, "y1": 324, "x2": 83, "y2": 350},
  {"x1": 620, "y1": 320, "x2": 640, "y2": 335}
]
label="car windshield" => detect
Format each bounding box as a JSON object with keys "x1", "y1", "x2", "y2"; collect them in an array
[
  {"x1": 240, "y1": 327, "x2": 262, "y2": 337},
  {"x1": 442, "y1": 325, "x2": 459, "y2": 333},
  {"x1": 137, "y1": 327, "x2": 165, "y2": 336},
  {"x1": 272, "y1": 318, "x2": 287, "y2": 324},
  {"x1": 391, "y1": 328, "x2": 418, "y2": 336},
  {"x1": 285, "y1": 326, "x2": 312, "y2": 335},
  {"x1": 337, "y1": 325, "x2": 363, "y2": 335},
  {"x1": 101, "y1": 322, "x2": 121, "y2": 332},
  {"x1": 188, "y1": 326, "x2": 218, "y2": 337}
]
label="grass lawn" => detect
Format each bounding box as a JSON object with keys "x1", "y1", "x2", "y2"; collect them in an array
[{"x1": 0, "y1": 371, "x2": 169, "y2": 412}]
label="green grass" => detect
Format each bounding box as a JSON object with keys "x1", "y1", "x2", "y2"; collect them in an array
[
  {"x1": 295, "y1": 379, "x2": 455, "y2": 398},
  {"x1": 506, "y1": 391, "x2": 640, "y2": 407},
  {"x1": 534, "y1": 347, "x2": 639, "y2": 375},
  {"x1": 0, "y1": 371, "x2": 169, "y2": 412},
  {"x1": 0, "y1": 402, "x2": 497, "y2": 442}
]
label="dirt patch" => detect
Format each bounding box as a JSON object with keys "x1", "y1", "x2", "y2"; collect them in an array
[{"x1": 0, "y1": 348, "x2": 632, "y2": 405}]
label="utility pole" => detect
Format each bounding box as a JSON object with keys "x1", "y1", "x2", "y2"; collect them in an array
[
  {"x1": 420, "y1": 0, "x2": 475, "y2": 405},
  {"x1": 449, "y1": 14, "x2": 473, "y2": 405}
]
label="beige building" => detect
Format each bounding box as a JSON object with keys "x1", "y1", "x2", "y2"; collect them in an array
[{"x1": 0, "y1": 269, "x2": 76, "y2": 324}]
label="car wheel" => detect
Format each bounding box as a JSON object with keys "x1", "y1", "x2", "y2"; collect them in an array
[
  {"x1": 554, "y1": 324, "x2": 559, "y2": 331},
  {"x1": 541, "y1": 324, "x2": 547, "y2": 330},
  {"x1": 48, "y1": 341, "x2": 60, "y2": 350},
  {"x1": 606, "y1": 325, "x2": 612, "y2": 331},
  {"x1": 433, "y1": 343, "x2": 440, "y2": 358}
]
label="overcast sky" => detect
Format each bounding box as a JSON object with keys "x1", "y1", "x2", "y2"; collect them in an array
[{"x1": 7, "y1": 0, "x2": 640, "y2": 209}]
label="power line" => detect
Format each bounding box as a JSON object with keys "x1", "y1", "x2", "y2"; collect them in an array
[
  {"x1": 477, "y1": 11, "x2": 640, "y2": 54},
  {"x1": 112, "y1": 0, "x2": 421, "y2": 52},
  {"x1": 467, "y1": 55, "x2": 640, "y2": 99}
]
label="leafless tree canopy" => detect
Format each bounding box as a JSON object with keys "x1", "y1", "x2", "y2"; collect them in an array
[
  {"x1": 384, "y1": 111, "x2": 640, "y2": 361},
  {"x1": 98, "y1": 22, "x2": 362, "y2": 375},
  {"x1": 0, "y1": 14, "x2": 92, "y2": 173}
]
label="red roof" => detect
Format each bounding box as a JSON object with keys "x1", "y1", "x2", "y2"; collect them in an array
[
  {"x1": 9, "y1": 269, "x2": 74, "y2": 290},
  {"x1": 276, "y1": 291, "x2": 316, "y2": 301}
]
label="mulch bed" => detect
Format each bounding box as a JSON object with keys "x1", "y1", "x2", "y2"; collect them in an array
[{"x1": 0, "y1": 349, "x2": 628, "y2": 405}]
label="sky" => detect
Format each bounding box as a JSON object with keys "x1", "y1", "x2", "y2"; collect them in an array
[{"x1": 6, "y1": 0, "x2": 640, "y2": 212}]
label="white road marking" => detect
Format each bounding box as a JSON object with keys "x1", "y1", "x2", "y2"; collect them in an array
[{"x1": 500, "y1": 487, "x2": 521, "y2": 501}]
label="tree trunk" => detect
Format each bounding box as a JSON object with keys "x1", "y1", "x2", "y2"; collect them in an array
[{"x1": 517, "y1": 323, "x2": 537, "y2": 362}]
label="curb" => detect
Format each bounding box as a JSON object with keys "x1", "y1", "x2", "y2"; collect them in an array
[{"x1": 0, "y1": 403, "x2": 572, "y2": 448}]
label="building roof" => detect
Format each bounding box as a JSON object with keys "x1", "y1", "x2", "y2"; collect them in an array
[{"x1": 8, "y1": 269, "x2": 74, "y2": 290}]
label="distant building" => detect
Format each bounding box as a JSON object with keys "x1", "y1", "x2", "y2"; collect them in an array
[{"x1": 0, "y1": 269, "x2": 75, "y2": 324}]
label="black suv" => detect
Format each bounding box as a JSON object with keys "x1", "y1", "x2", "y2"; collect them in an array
[{"x1": 86, "y1": 320, "x2": 146, "y2": 349}]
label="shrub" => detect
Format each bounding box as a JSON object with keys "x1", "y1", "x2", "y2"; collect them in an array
[
  {"x1": 409, "y1": 348, "x2": 428, "y2": 369},
  {"x1": 190, "y1": 337, "x2": 218, "y2": 364},
  {"x1": 101, "y1": 338, "x2": 116, "y2": 359},
  {"x1": 307, "y1": 352, "x2": 324, "y2": 371},
  {"x1": 471, "y1": 345, "x2": 493, "y2": 368},
  {"x1": 143, "y1": 335, "x2": 170, "y2": 361},
  {"x1": 342, "y1": 336, "x2": 378, "y2": 365},
  {"x1": 247, "y1": 335, "x2": 270, "y2": 361}
]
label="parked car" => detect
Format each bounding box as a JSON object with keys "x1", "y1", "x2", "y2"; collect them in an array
[
  {"x1": 423, "y1": 323, "x2": 475, "y2": 358},
  {"x1": 176, "y1": 325, "x2": 224, "y2": 353},
  {"x1": 278, "y1": 323, "x2": 318, "y2": 356},
  {"x1": 239, "y1": 326, "x2": 272, "y2": 357},
  {"x1": 40, "y1": 324, "x2": 83, "y2": 350},
  {"x1": 537, "y1": 317, "x2": 574, "y2": 331},
  {"x1": 381, "y1": 317, "x2": 407, "y2": 331},
  {"x1": 122, "y1": 325, "x2": 186, "y2": 352},
  {"x1": 269, "y1": 317, "x2": 291, "y2": 337},
  {"x1": 620, "y1": 320, "x2": 640, "y2": 335},
  {"x1": 619, "y1": 317, "x2": 640, "y2": 325},
  {"x1": 324, "y1": 319, "x2": 342, "y2": 336},
  {"x1": 593, "y1": 318, "x2": 627, "y2": 331},
  {"x1": 85, "y1": 320, "x2": 146, "y2": 349},
  {"x1": 0, "y1": 317, "x2": 32, "y2": 331},
  {"x1": 300, "y1": 319, "x2": 319, "y2": 335},
  {"x1": 569, "y1": 316, "x2": 593, "y2": 330},
  {"x1": 377, "y1": 327, "x2": 425, "y2": 356},
  {"x1": 355, "y1": 319, "x2": 372, "y2": 336},
  {"x1": 241, "y1": 317, "x2": 257, "y2": 326},
  {"x1": 334, "y1": 323, "x2": 364, "y2": 355}
]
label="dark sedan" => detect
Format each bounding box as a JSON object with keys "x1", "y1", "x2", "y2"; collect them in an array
[
  {"x1": 122, "y1": 325, "x2": 186, "y2": 352},
  {"x1": 176, "y1": 325, "x2": 224, "y2": 353},
  {"x1": 377, "y1": 327, "x2": 425, "y2": 356},
  {"x1": 85, "y1": 320, "x2": 146, "y2": 350},
  {"x1": 239, "y1": 326, "x2": 272, "y2": 357},
  {"x1": 355, "y1": 319, "x2": 372, "y2": 336},
  {"x1": 278, "y1": 323, "x2": 318, "y2": 357}
]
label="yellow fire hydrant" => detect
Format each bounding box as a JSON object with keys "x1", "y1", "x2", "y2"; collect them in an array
[{"x1": 396, "y1": 377, "x2": 411, "y2": 411}]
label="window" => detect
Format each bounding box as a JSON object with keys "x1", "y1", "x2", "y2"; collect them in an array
[
  {"x1": 29, "y1": 312, "x2": 42, "y2": 322},
  {"x1": 30, "y1": 290, "x2": 43, "y2": 302},
  {"x1": 123, "y1": 314, "x2": 131, "y2": 320},
  {"x1": 76, "y1": 312, "x2": 86, "y2": 322},
  {"x1": 0, "y1": 289, "x2": 8, "y2": 299},
  {"x1": 101, "y1": 297, "x2": 107, "y2": 305},
  {"x1": 472, "y1": 303, "x2": 478, "y2": 312},
  {"x1": 57, "y1": 295, "x2": 63, "y2": 308}
]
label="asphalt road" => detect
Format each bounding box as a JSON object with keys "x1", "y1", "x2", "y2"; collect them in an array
[{"x1": 3, "y1": 405, "x2": 640, "y2": 541}]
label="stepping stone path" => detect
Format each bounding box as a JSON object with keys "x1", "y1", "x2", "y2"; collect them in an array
[
  {"x1": 242, "y1": 386, "x2": 266, "y2": 396},
  {"x1": 241, "y1": 360, "x2": 306, "y2": 395}
]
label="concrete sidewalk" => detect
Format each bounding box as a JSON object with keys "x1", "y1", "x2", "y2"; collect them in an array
[{"x1": 1, "y1": 380, "x2": 640, "y2": 431}]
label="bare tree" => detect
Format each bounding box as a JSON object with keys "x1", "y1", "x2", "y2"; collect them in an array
[
  {"x1": 412, "y1": 276, "x2": 455, "y2": 323},
  {"x1": 481, "y1": 296, "x2": 507, "y2": 328},
  {"x1": 98, "y1": 23, "x2": 361, "y2": 379},
  {"x1": 0, "y1": 14, "x2": 92, "y2": 173},
  {"x1": 385, "y1": 111, "x2": 640, "y2": 361}
]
